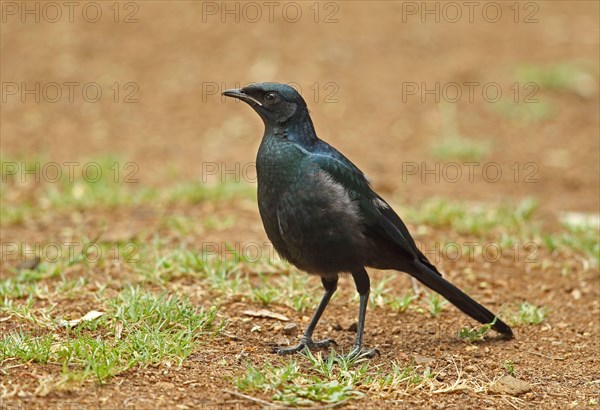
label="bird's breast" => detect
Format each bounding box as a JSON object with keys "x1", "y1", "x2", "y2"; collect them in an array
[{"x1": 256, "y1": 141, "x2": 368, "y2": 275}]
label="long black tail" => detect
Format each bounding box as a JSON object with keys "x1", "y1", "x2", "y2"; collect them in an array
[{"x1": 410, "y1": 261, "x2": 513, "y2": 338}]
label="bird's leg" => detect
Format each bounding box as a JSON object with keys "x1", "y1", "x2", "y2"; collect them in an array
[
  {"x1": 276, "y1": 277, "x2": 338, "y2": 355},
  {"x1": 349, "y1": 268, "x2": 379, "y2": 359}
]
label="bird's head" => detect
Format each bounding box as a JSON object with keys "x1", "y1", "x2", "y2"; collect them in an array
[{"x1": 222, "y1": 83, "x2": 308, "y2": 125}]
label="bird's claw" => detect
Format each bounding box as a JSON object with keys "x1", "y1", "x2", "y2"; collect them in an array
[
  {"x1": 348, "y1": 346, "x2": 380, "y2": 360},
  {"x1": 274, "y1": 338, "x2": 337, "y2": 355}
]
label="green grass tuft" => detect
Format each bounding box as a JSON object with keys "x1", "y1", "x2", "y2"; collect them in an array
[
  {"x1": 514, "y1": 62, "x2": 596, "y2": 95},
  {"x1": 510, "y1": 302, "x2": 547, "y2": 326},
  {"x1": 388, "y1": 292, "x2": 418, "y2": 313},
  {"x1": 458, "y1": 318, "x2": 497, "y2": 342},
  {"x1": 402, "y1": 197, "x2": 539, "y2": 237},
  {"x1": 0, "y1": 287, "x2": 223, "y2": 384}
]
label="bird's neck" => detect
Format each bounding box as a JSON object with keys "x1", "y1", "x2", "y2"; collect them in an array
[{"x1": 265, "y1": 109, "x2": 318, "y2": 146}]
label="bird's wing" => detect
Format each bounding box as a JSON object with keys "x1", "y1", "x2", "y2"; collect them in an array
[
  {"x1": 302, "y1": 142, "x2": 433, "y2": 265},
  {"x1": 298, "y1": 144, "x2": 511, "y2": 335}
]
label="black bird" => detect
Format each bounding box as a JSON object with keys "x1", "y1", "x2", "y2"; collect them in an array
[{"x1": 223, "y1": 82, "x2": 513, "y2": 357}]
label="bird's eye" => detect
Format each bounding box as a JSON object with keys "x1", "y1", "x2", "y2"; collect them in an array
[{"x1": 264, "y1": 92, "x2": 278, "y2": 103}]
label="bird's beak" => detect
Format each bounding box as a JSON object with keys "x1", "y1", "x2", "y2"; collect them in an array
[{"x1": 222, "y1": 88, "x2": 263, "y2": 106}]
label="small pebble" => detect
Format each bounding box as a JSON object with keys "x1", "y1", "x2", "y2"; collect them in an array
[
  {"x1": 283, "y1": 322, "x2": 298, "y2": 335},
  {"x1": 489, "y1": 375, "x2": 532, "y2": 396}
]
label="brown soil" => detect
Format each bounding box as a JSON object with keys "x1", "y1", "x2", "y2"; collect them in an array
[{"x1": 1, "y1": 1, "x2": 599, "y2": 409}]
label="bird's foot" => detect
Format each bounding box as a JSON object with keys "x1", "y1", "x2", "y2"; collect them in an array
[
  {"x1": 348, "y1": 345, "x2": 380, "y2": 360},
  {"x1": 274, "y1": 337, "x2": 337, "y2": 355}
]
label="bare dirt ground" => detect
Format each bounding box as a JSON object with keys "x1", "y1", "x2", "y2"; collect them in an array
[{"x1": 1, "y1": 1, "x2": 599, "y2": 409}]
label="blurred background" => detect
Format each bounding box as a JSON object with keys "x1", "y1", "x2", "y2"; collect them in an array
[
  {"x1": 1, "y1": 3, "x2": 599, "y2": 406},
  {"x1": 2, "y1": 1, "x2": 598, "y2": 237}
]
